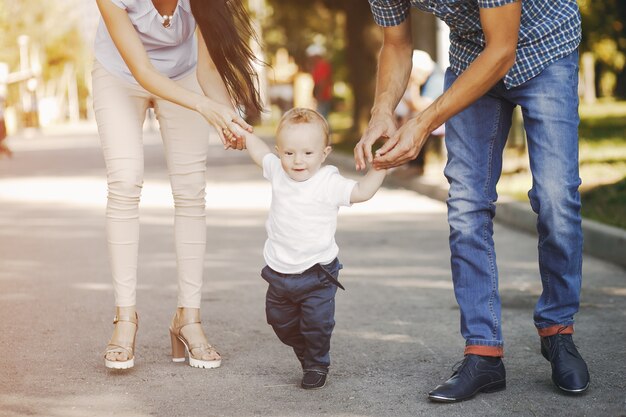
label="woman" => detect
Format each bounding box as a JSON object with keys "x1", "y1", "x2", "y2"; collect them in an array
[{"x1": 94, "y1": 0, "x2": 262, "y2": 369}]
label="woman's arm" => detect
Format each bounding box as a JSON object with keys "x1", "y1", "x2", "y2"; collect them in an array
[
  {"x1": 372, "y1": 1, "x2": 521, "y2": 169},
  {"x1": 195, "y1": 28, "x2": 247, "y2": 149},
  {"x1": 96, "y1": 0, "x2": 250, "y2": 145},
  {"x1": 196, "y1": 29, "x2": 233, "y2": 108}
]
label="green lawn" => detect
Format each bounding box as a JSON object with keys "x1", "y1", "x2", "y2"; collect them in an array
[
  {"x1": 578, "y1": 100, "x2": 626, "y2": 228},
  {"x1": 496, "y1": 100, "x2": 626, "y2": 229}
]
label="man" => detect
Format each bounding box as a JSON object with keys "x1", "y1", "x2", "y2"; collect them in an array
[
  {"x1": 306, "y1": 44, "x2": 333, "y2": 119},
  {"x1": 356, "y1": 0, "x2": 589, "y2": 402}
]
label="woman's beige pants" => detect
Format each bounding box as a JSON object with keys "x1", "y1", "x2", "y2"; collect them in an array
[{"x1": 92, "y1": 61, "x2": 211, "y2": 308}]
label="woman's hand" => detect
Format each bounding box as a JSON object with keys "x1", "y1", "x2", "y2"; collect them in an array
[
  {"x1": 354, "y1": 111, "x2": 397, "y2": 171},
  {"x1": 195, "y1": 99, "x2": 252, "y2": 150}
]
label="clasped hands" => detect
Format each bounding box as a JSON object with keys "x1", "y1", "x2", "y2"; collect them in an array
[
  {"x1": 197, "y1": 100, "x2": 431, "y2": 161},
  {"x1": 196, "y1": 99, "x2": 251, "y2": 150},
  {"x1": 354, "y1": 112, "x2": 431, "y2": 171}
]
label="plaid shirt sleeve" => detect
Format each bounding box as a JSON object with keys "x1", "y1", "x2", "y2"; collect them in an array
[
  {"x1": 368, "y1": 0, "x2": 411, "y2": 27},
  {"x1": 477, "y1": 0, "x2": 520, "y2": 8}
]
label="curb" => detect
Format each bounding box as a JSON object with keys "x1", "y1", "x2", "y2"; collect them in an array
[{"x1": 329, "y1": 152, "x2": 626, "y2": 269}]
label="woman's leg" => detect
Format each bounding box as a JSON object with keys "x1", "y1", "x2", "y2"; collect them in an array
[
  {"x1": 92, "y1": 62, "x2": 149, "y2": 364},
  {"x1": 154, "y1": 73, "x2": 218, "y2": 363},
  {"x1": 154, "y1": 73, "x2": 211, "y2": 309}
]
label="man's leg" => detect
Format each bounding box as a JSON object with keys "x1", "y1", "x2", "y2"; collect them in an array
[
  {"x1": 509, "y1": 51, "x2": 589, "y2": 393},
  {"x1": 429, "y1": 70, "x2": 511, "y2": 402},
  {"x1": 443, "y1": 73, "x2": 514, "y2": 356}
]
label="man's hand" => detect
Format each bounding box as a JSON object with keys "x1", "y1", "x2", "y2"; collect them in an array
[
  {"x1": 372, "y1": 115, "x2": 431, "y2": 169},
  {"x1": 354, "y1": 111, "x2": 397, "y2": 171}
]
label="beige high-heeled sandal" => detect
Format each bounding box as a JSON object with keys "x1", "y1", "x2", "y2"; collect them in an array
[
  {"x1": 169, "y1": 312, "x2": 221, "y2": 369},
  {"x1": 104, "y1": 312, "x2": 138, "y2": 369}
]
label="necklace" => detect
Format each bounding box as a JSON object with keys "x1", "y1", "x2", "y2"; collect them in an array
[
  {"x1": 152, "y1": 1, "x2": 176, "y2": 28},
  {"x1": 160, "y1": 13, "x2": 174, "y2": 28}
]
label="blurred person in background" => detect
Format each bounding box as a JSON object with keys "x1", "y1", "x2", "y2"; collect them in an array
[
  {"x1": 306, "y1": 44, "x2": 333, "y2": 119},
  {"x1": 394, "y1": 49, "x2": 444, "y2": 174},
  {"x1": 94, "y1": 0, "x2": 262, "y2": 370},
  {"x1": 357, "y1": 0, "x2": 589, "y2": 402},
  {"x1": 0, "y1": 93, "x2": 11, "y2": 158}
]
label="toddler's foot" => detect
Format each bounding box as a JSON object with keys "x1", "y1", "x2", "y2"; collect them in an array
[{"x1": 301, "y1": 370, "x2": 327, "y2": 389}]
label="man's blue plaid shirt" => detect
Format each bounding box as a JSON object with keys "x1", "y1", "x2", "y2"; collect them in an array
[{"x1": 368, "y1": 0, "x2": 581, "y2": 89}]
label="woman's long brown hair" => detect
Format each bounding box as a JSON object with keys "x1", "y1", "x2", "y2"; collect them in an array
[{"x1": 190, "y1": 0, "x2": 263, "y2": 115}]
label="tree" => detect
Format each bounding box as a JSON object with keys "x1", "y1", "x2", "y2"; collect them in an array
[
  {"x1": 579, "y1": 0, "x2": 626, "y2": 98},
  {"x1": 263, "y1": 0, "x2": 381, "y2": 136},
  {"x1": 0, "y1": 0, "x2": 90, "y2": 112},
  {"x1": 322, "y1": 0, "x2": 382, "y2": 135}
]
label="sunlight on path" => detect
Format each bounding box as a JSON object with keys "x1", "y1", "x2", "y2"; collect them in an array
[{"x1": 0, "y1": 176, "x2": 446, "y2": 214}]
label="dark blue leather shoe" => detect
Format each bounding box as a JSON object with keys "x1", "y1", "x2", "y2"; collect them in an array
[
  {"x1": 301, "y1": 369, "x2": 327, "y2": 389},
  {"x1": 428, "y1": 354, "x2": 506, "y2": 402},
  {"x1": 541, "y1": 333, "x2": 590, "y2": 393}
]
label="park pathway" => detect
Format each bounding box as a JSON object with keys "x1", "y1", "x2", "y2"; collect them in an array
[{"x1": 0, "y1": 126, "x2": 624, "y2": 417}]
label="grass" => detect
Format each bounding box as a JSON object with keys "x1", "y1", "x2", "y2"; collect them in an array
[
  {"x1": 576, "y1": 100, "x2": 626, "y2": 228},
  {"x1": 580, "y1": 177, "x2": 626, "y2": 229},
  {"x1": 496, "y1": 100, "x2": 626, "y2": 229}
]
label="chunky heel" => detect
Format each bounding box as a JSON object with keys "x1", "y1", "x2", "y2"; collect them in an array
[
  {"x1": 170, "y1": 330, "x2": 186, "y2": 363},
  {"x1": 169, "y1": 308, "x2": 221, "y2": 369}
]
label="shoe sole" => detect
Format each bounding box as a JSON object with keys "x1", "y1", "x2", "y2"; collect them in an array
[
  {"x1": 554, "y1": 379, "x2": 590, "y2": 394},
  {"x1": 301, "y1": 380, "x2": 326, "y2": 390},
  {"x1": 428, "y1": 380, "x2": 506, "y2": 403},
  {"x1": 105, "y1": 358, "x2": 134, "y2": 369},
  {"x1": 189, "y1": 356, "x2": 221, "y2": 369},
  {"x1": 172, "y1": 354, "x2": 221, "y2": 369}
]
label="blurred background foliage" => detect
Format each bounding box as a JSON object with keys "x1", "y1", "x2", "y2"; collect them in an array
[
  {"x1": 0, "y1": 0, "x2": 625, "y2": 228},
  {"x1": 1, "y1": 0, "x2": 625, "y2": 128},
  {"x1": 579, "y1": 0, "x2": 626, "y2": 98},
  {"x1": 263, "y1": 0, "x2": 380, "y2": 133},
  {"x1": 0, "y1": 0, "x2": 91, "y2": 113}
]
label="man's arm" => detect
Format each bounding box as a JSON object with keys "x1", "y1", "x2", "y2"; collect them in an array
[
  {"x1": 372, "y1": 1, "x2": 521, "y2": 169},
  {"x1": 354, "y1": 20, "x2": 413, "y2": 170},
  {"x1": 350, "y1": 168, "x2": 387, "y2": 204}
]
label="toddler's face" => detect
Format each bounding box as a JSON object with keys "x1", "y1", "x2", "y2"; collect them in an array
[{"x1": 275, "y1": 122, "x2": 331, "y2": 182}]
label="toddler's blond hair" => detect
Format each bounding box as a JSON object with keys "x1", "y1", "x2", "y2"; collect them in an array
[{"x1": 276, "y1": 107, "x2": 330, "y2": 146}]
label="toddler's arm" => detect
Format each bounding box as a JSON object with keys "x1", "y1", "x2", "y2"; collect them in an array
[
  {"x1": 242, "y1": 131, "x2": 272, "y2": 167},
  {"x1": 350, "y1": 167, "x2": 387, "y2": 203}
]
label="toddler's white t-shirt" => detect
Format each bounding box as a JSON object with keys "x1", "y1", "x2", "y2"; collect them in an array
[{"x1": 262, "y1": 153, "x2": 356, "y2": 274}]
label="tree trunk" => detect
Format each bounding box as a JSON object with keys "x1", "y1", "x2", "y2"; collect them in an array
[
  {"x1": 342, "y1": 1, "x2": 381, "y2": 136},
  {"x1": 581, "y1": 52, "x2": 596, "y2": 104}
]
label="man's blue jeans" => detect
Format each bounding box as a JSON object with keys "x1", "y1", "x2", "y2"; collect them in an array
[{"x1": 443, "y1": 51, "x2": 583, "y2": 357}]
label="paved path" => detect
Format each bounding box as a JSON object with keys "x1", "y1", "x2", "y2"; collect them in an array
[{"x1": 0, "y1": 127, "x2": 624, "y2": 417}]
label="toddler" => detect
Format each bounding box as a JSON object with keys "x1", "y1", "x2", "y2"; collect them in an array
[{"x1": 242, "y1": 108, "x2": 386, "y2": 389}]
